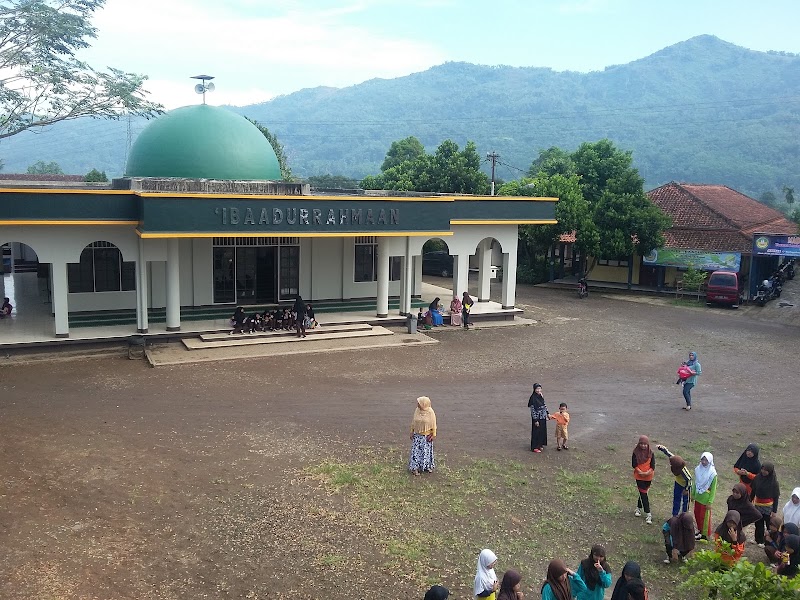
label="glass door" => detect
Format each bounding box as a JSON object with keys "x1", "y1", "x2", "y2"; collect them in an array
[
  {"x1": 213, "y1": 247, "x2": 235, "y2": 303},
  {"x1": 255, "y1": 247, "x2": 277, "y2": 304}
]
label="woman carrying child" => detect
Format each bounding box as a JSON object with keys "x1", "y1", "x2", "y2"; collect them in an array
[
  {"x1": 632, "y1": 436, "x2": 655, "y2": 524},
  {"x1": 575, "y1": 544, "x2": 611, "y2": 600},
  {"x1": 656, "y1": 444, "x2": 693, "y2": 516},
  {"x1": 692, "y1": 452, "x2": 718, "y2": 540}
]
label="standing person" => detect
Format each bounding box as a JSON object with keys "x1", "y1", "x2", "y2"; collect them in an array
[
  {"x1": 408, "y1": 396, "x2": 436, "y2": 476},
  {"x1": 527, "y1": 383, "x2": 549, "y2": 453},
  {"x1": 293, "y1": 295, "x2": 307, "y2": 338},
  {"x1": 462, "y1": 291, "x2": 473, "y2": 330},
  {"x1": 681, "y1": 351, "x2": 701, "y2": 410},
  {"x1": 713, "y1": 510, "x2": 746, "y2": 566},
  {"x1": 657, "y1": 444, "x2": 693, "y2": 516},
  {"x1": 449, "y1": 295, "x2": 462, "y2": 326},
  {"x1": 575, "y1": 544, "x2": 612, "y2": 600},
  {"x1": 549, "y1": 402, "x2": 571, "y2": 451},
  {"x1": 782, "y1": 487, "x2": 800, "y2": 528},
  {"x1": 726, "y1": 483, "x2": 763, "y2": 528},
  {"x1": 692, "y1": 451, "x2": 718, "y2": 540},
  {"x1": 496, "y1": 569, "x2": 524, "y2": 600},
  {"x1": 609, "y1": 561, "x2": 644, "y2": 600},
  {"x1": 632, "y1": 435, "x2": 655, "y2": 524},
  {"x1": 474, "y1": 549, "x2": 499, "y2": 600},
  {"x1": 752, "y1": 462, "x2": 781, "y2": 547},
  {"x1": 733, "y1": 443, "x2": 761, "y2": 497},
  {"x1": 540, "y1": 559, "x2": 587, "y2": 600},
  {"x1": 662, "y1": 512, "x2": 697, "y2": 564}
]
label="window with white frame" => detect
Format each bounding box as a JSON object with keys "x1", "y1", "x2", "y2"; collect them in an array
[
  {"x1": 354, "y1": 237, "x2": 400, "y2": 282},
  {"x1": 68, "y1": 241, "x2": 136, "y2": 293}
]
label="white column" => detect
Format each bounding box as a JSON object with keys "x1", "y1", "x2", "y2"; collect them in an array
[
  {"x1": 51, "y1": 261, "x2": 69, "y2": 338},
  {"x1": 400, "y1": 237, "x2": 413, "y2": 315},
  {"x1": 376, "y1": 238, "x2": 389, "y2": 317},
  {"x1": 166, "y1": 238, "x2": 181, "y2": 331},
  {"x1": 502, "y1": 251, "x2": 518, "y2": 309},
  {"x1": 452, "y1": 253, "x2": 470, "y2": 300},
  {"x1": 412, "y1": 254, "x2": 422, "y2": 297},
  {"x1": 478, "y1": 240, "x2": 492, "y2": 302},
  {"x1": 137, "y1": 239, "x2": 149, "y2": 333}
]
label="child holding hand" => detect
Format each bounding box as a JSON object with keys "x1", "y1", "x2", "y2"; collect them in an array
[{"x1": 549, "y1": 402, "x2": 570, "y2": 450}]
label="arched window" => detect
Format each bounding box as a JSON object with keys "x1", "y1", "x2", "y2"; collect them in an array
[{"x1": 68, "y1": 242, "x2": 136, "y2": 293}]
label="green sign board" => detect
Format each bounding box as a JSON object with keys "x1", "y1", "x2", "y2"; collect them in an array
[{"x1": 643, "y1": 248, "x2": 741, "y2": 271}]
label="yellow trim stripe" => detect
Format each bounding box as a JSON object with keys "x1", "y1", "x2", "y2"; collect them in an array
[
  {"x1": 0, "y1": 188, "x2": 131, "y2": 195},
  {"x1": 0, "y1": 220, "x2": 139, "y2": 226},
  {"x1": 136, "y1": 230, "x2": 455, "y2": 239},
  {"x1": 450, "y1": 219, "x2": 558, "y2": 225},
  {"x1": 134, "y1": 192, "x2": 456, "y2": 202},
  {"x1": 453, "y1": 196, "x2": 559, "y2": 202}
]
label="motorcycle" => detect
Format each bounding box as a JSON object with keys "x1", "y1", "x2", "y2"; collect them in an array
[
  {"x1": 578, "y1": 277, "x2": 589, "y2": 299},
  {"x1": 755, "y1": 276, "x2": 782, "y2": 306}
]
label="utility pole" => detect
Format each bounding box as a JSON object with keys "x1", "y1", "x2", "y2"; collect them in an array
[{"x1": 486, "y1": 151, "x2": 500, "y2": 196}]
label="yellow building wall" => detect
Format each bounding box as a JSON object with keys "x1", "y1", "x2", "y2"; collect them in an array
[{"x1": 587, "y1": 255, "x2": 642, "y2": 284}]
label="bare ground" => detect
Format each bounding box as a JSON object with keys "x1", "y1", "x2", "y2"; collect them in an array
[{"x1": 1, "y1": 279, "x2": 799, "y2": 599}]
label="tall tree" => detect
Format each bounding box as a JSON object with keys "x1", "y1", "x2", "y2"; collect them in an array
[
  {"x1": 527, "y1": 146, "x2": 575, "y2": 177},
  {"x1": 784, "y1": 186, "x2": 795, "y2": 205},
  {"x1": 27, "y1": 160, "x2": 63, "y2": 174},
  {"x1": 0, "y1": 0, "x2": 162, "y2": 139},
  {"x1": 247, "y1": 118, "x2": 292, "y2": 180},
  {"x1": 380, "y1": 136, "x2": 425, "y2": 172}
]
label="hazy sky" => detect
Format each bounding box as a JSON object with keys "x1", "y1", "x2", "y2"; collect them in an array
[{"x1": 82, "y1": 0, "x2": 800, "y2": 109}]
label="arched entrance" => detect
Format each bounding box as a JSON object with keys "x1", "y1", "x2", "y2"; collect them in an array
[
  {"x1": 473, "y1": 237, "x2": 503, "y2": 302},
  {"x1": 421, "y1": 238, "x2": 453, "y2": 278},
  {"x1": 0, "y1": 242, "x2": 53, "y2": 342}
]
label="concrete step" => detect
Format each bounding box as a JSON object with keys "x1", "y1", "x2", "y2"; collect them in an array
[
  {"x1": 182, "y1": 326, "x2": 394, "y2": 350},
  {"x1": 199, "y1": 322, "x2": 371, "y2": 342}
]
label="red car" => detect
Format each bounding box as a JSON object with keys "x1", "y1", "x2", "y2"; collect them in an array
[{"x1": 706, "y1": 270, "x2": 742, "y2": 308}]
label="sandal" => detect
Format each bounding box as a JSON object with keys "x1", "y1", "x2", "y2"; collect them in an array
[
  {"x1": 556, "y1": 447, "x2": 561, "y2": 451},
  {"x1": 562, "y1": 446, "x2": 569, "y2": 450}
]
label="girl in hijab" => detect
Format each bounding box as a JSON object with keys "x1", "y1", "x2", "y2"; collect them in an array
[
  {"x1": 632, "y1": 436, "x2": 655, "y2": 524},
  {"x1": 726, "y1": 483, "x2": 763, "y2": 528},
  {"x1": 449, "y1": 296, "x2": 462, "y2": 326},
  {"x1": 776, "y1": 523, "x2": 800, "y2": 567},
  {"x1": 424, "y1": 585, "x2": 450, "y2": 600},
  {"x1": 462, "y1": 291, "x2": 473, "y2": 330},
  {"x1": 681, "y1": 350, "x2": 701, "y2": 409},
  {"x1": 777, "y1": 534, "x2": 800, "y2": 579},
  {"x1": 782, "y1": 486, "x2": 800, "y2": 528},
  {"x1": 764, "y1": 515, "x2": 785, "y2": 563},
  {"x1": 408, "y1": 396, "x2": 436, "y2": 476},
  {"x1": 540, "y1": 559, "x2": 587, "y2": 600},
  {"x1": 496, "y1": 569, "x2": 523, "y2": 600},
  {"x1": 662, "y1": 512, "x2": 696, "y2": 564},
  {"x1": 610, "y1": 561, "x2": 643, "y2": 600},
  {"x1": 692, "y1": 452, "x2": 718, "y2": 539},
  {"x1": 714, "y1": 510, "x2": 747, "y2": 565},
  {"x1": 429, "y1": 297, "x2": 444, "y2": 326},
  {"x1": 293, "y1": 295, "x2": 307, "y2": 338},
  {"x1": 733, "y1": 443, "x2": 761, "y2": 497},
  {"x1": 752, "y1": 462, "x2": 781, "y2": 546},
  {"x1": 527, "y1": 383, "x2": 549, "y2": 453},
  {"x1": 474, "y1": 549, "x2": 499, "y2": 599},
  {"x1": 656, "y1": 444, "x2": 693, "y2": 516},
  {"x1": 575, "y1": 544, "x2": 611, "y2": 600}
]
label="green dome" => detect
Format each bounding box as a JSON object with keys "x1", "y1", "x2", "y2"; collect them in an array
[{"x1": 125, "y1": 105, "x2": 281, "y2": 180}]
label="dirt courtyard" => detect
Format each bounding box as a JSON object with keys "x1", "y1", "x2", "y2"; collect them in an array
[{"x1": 1, "y1": 283, "x2": 799, "y2": 599}]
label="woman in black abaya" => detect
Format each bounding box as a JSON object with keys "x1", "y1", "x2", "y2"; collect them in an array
[{"x1": 528, "y1": 383, "x2": 549, "y2": 453}]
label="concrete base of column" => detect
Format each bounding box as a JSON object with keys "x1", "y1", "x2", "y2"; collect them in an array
[
  {"x1": 502, "y1": 305, "x2": 515, "y2": 310},
  {"x1": 479, "y1": 299, "x2": 489, "y2": 302},
  {"x1": 55, "y1": 333, "x2": 69, "y2": 338},
  {"x1": 377, "y1": 313, "x2": 388, "y2": 318},
  {"x1": 166, "y1": 326, "x2": 181, "y2": 332},
  {"x1": 138, "y1": 328, "x2": 148, "y2": 334}
]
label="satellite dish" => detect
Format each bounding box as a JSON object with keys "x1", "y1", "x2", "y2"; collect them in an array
[
  {"x1": 205, "y1": 82, "x2": 215, "y2": 92},
  {"x1": 194, "y1": 83, "x2": 205, "y2": 94}
]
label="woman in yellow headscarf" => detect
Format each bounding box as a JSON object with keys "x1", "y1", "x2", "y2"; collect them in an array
[{"x1": 409, "y1": 396, "x2": 437, "y2": 476}]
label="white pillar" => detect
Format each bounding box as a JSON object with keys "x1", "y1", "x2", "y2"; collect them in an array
[
  {"x1": 412, "y1": 254, "x2": 422, "y2": 297},
  {"x1": 51, "y1": 261, "x2": 69, "y2": 338},
  {"x1": 400, "y1": 237, "x2": 413, "y2": 315},
  {"x1": 502, "y1": 251, "x2": 518, "y2": 309},
  {"x1": 452, "y1": 253, "x2": 470, "y2": 300},
  {"x1": 137, "y1": 239, "x2": 149, "y2": 333},
  {"x1": 478, "y1": 240, "x2": 492, "y2": 302},
  {"x1": 376, "y1": 238, "x2": 389, "y2": 317},
  {"x1": 166, "y1": 238, "x2": 181, "y2": 331}
]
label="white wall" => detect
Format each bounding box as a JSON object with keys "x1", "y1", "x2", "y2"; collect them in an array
[
  {"x1": 192, "y1": 238, "x2": 213, "y2": 306},
  {"x1": 68, "y1": 291, "x2": 136, "y2": 311}
]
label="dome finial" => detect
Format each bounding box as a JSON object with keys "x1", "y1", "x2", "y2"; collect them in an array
[{"x1": 191, "y1": 74, "x2": 215, "y2": 104}]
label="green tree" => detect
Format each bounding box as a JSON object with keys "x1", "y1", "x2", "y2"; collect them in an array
[
  {"x1": 307, "y1": 174, "x2": 359, "y2": 189},
  {"x1": 0, "y1": 0, "x2": 162, "y2": 139},
  {"x1": 84, "y1": 168, "x2": 108, "y2": 182},
  {"x1": 27, "y1": 160, "x2": 63, "y2": 174},
  {"x1": 380, "y1": 136, "x2": 425, "y2": 172},
  {"x1": 528, "y1": 146, "x2": 575, "y2": 177},
  {"x1": 247, "y1": 118, "x2": 292, "y2": 180},
  {"x1": 760, "y1": 191, "x2": 779, "y2": 208},
  {"x1": 784, "y1": 186, "x2": 795, "y2": 205}
]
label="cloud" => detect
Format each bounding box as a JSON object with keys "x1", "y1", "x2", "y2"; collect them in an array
[{"x1": 80, "y1": 0, "x2": 445, "y2": 107}]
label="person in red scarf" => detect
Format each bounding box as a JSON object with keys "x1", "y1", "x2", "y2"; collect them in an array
[{"x1": 632, "y1": 435, "x2": 655, "y2": 524}]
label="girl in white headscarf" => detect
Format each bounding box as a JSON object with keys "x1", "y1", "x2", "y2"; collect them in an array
[
  {"x1": 693, "y1": 451, "x2": 718, "y2": 539},
  {"x1": 783, "y1": 487, "x2": 800, "y2": 528},
  {"x1": 474, "y1": 548, "x2": 499, "y2": 599}
]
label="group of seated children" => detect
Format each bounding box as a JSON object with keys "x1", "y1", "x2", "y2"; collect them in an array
[{"x1": 230, "y1": 304, "x2": 318, "y2": 335}]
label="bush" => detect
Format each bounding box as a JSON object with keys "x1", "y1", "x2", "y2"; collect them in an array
[{"x1": 681, "y1": 266, "x2": 708, "y2": 291}]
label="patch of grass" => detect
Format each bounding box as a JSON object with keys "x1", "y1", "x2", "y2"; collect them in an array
[
  {"x1": 669, "y1": 299, "x2": 703, "y2": 307},
  {"x1": 683, "y1": 438, "x2": 712, "y2": 454},
  {"x1": 605, "y1": 445, "x2": 617, "y2": 452},
  {"x1": 320, "y1": 554, "x2": 346, "y2": 566}
]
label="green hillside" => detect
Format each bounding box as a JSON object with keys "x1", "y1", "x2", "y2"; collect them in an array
[{"x1": 1, "y1": 35, "x2": 798, "y2": 199}]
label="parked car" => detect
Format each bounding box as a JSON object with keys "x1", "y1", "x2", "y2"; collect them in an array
[
  {"x1": 422, "y1": 251, "x2": 454, "y2": 277},
  {"x1": 706, "y1": 270, "x2": 742, "y2": 308}
]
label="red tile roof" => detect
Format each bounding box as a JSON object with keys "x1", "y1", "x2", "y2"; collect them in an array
[{"x1": 647, "y1": 182, "x2": 798, "y2": 253}]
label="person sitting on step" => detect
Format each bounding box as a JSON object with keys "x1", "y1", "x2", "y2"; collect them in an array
[{"x1": 0, "y1": 297, "x2": 12, "y2": 319}]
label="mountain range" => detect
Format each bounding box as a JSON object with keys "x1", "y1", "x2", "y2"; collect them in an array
[{"x1": 2, "y1": 35, "x2": 799, "y2": 199}]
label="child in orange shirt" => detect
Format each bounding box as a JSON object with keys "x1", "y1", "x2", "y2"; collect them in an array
[{"x1": 549, "y1": 402, "x2": 571, "y2": 450}]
